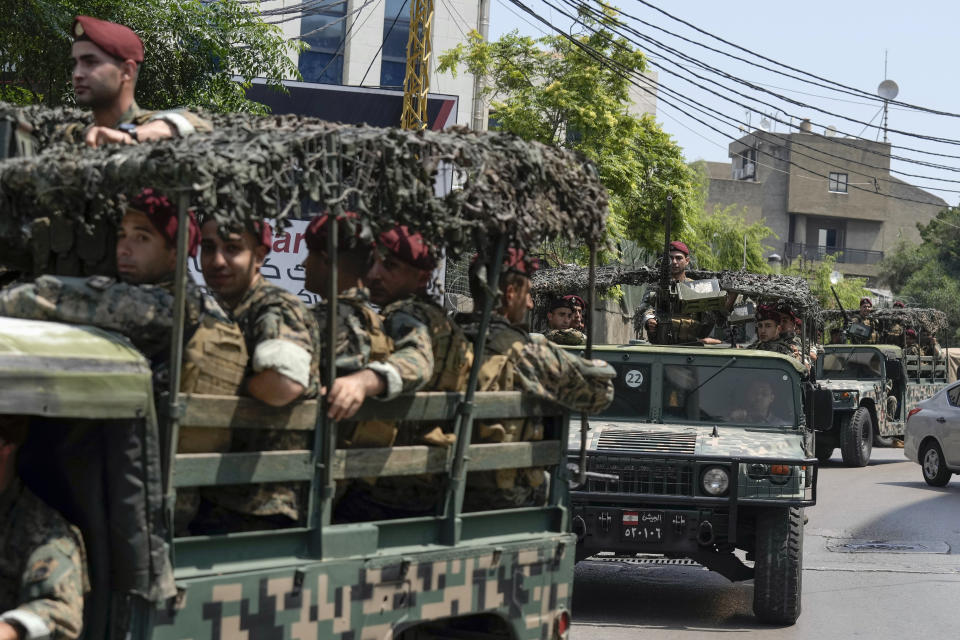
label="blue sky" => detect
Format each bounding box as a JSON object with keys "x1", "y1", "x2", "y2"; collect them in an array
[{"x1": 488, "y1": 0, "x2": 960, "y2": 206}]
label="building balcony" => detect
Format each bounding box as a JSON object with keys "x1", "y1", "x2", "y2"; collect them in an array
[{"x1": 784, "y1": 242, "x2": 883, "y2": 265}]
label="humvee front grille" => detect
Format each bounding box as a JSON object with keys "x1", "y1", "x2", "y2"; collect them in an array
[
  {"x1": 587, "y1": 456, "x2": 694, "y2": 496},
  {"x1": 597, "y1": 430, "x2": 697, "y2": 455}
]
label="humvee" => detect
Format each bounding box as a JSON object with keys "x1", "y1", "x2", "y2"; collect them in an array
[
  {"x1": 814, "y1": 344, "x2": 949, "y2": 466},
  {"x1": 0, "y1": 104, "x2": 613, "y2": 639},
  {"x1": 568, "y1": 345, "x2": 817, "y2": 625}
]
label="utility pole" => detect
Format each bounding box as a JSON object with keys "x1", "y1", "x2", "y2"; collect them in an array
[
  {"x1": 401, "y1": 0, "x2": 434, "y2": 130},
  {"x1": 471, "y1": 0, "x2": 491, "y2": 131}
]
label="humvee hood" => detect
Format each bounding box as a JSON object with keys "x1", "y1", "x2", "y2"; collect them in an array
[
  {"x1": 572, "y1": 422, "x2": 807, "y2": 459},
  {"x1": 0, "y1": 317, "x2": 153, "y2": 418}
]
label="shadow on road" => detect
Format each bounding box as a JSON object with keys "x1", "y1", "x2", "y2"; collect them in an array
[
  {"x1": 572, "y1": 561, "x2": 791, "y2": 632},
  {"x1": 846, "y1": 491, "x2": 960, "y2": 543}
]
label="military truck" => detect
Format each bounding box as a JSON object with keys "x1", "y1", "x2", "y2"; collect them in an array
[
  {"x1": 814, "y1": 343, "x2": 949, "y2": 466},
  {"x1": 568, "y1": 345, "x2": 817, "y2": 625},
  {"x1": 0, "y1": 105, "x2": 613, "y2": 639}
]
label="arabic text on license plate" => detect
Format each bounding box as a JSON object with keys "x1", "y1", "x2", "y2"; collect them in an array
[{"x1": 622, "y1": 510, "x2": 665, "y2": 542}]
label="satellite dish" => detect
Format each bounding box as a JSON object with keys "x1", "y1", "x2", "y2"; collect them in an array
[
  {"x1": 878, "y1": 79, "x2": 899, "y2": 100},
  {"x1": 759, "y1": 117, "x2": 771, "y2": 131},
  {"x1": 829, "y1": 270, "x2": 843, "y2": 286}
]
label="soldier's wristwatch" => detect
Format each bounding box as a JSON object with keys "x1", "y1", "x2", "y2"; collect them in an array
[{"x1": 117, "y1": 123, "x2": 139, "y2": 141}]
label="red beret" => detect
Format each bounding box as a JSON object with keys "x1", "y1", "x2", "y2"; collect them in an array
[
  {"x1": 906, "y1": 328, "x2": 917, "y2": 337},
  {"x1": 503, "y1": 248, "x2": 540, "y2": 276},
  {"x1": 669, "y1": 240, "x2": 689, "y2": 256},
  {"x1": 253, "y1": 221, "x2": 272, "y2": 251},
  {"x1": 756, "y1": 304, "x2": 780, "y2": 323},
  {"x1": 860, "y1": 297, "x2": 873, "y2": 307},
  {"x1": 73, "y1": 16, "x2": 144, "y2": 63},
  {"x1": 304, "y1": 212, "x2": 362, "y2": 254},
  {"x1": 563, "y1": 294, "x2": 586, "y2": 309},
  {"x1": 378, "y1": 226, "x2": 436, "y2": 271},
  {"x1": 128, "y1": 188, "x2": 199, "y2": 257},
  {"x1": 893, "y1": 301, "x2": 905, "y2": 308}
]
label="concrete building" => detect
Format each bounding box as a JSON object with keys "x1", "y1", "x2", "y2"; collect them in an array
[
  {"x1": 704, "y1": 124, "x2": 947, "y2": 281},
  {"x1": 260, "y1": 0, "x2": 480, "y2": 126},
  {"x1": 259, "y1": 1, "x2": 658, "y2": 131}
]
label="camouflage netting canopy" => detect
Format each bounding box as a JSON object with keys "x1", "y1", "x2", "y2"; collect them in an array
[
  {"x1": 533, "y1": 265, "x2": 820, "y2": 311},
  {"x1": 0, "y1": 103, "x2": 608, "y2": 276},
  {"x1": 823, "y1": 307, "x2": 948, "y2": 333}
]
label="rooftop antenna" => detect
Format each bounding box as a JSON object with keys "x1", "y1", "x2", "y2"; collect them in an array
[{"x1": 877, "y1": 51, "x2": 898, "y2": 144}]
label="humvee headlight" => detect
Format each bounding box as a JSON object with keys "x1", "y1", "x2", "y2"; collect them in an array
[{"x1": 701, "y1": 466, "x2": 729, "y2": 496}]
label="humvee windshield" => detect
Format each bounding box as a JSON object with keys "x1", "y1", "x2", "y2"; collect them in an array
[
  {"x1": 600, "y1": 360, "x2": 797, "y2": 428},
  {"x1": 820, "y1": 348, "x2": 884, "y2": 380}
]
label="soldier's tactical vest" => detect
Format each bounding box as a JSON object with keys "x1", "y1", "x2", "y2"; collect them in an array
[
  {"x1": 176, "y1": 301, "x2": 248, "y2": 454},
  {"x1": 339, "y1": 299, "x2": 396, "y2": 450},
  {"x1": 474, "y1": 326, "x2": 544, "y2": 491}
]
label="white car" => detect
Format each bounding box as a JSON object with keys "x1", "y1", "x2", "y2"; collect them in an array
[{"x1": 904, "y1": 382, "x2": 960, "y2": 486}]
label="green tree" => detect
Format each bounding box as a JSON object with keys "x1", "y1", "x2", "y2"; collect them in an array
[
  {"x1": 785, "y1": 254, "x2": 870, "y2": 311},
  {"x1": 0, "y1": 0, "x2": 302, "y2": 113},
  {"x1": 682, "y1": 161, "x2": 774, "y2": 272},
  {"x1": 438, "y1": 7, "x2": 699, "y2": 253},
  {"x1": 880, "y1": 207, "x2": 960, "y2": 343}
]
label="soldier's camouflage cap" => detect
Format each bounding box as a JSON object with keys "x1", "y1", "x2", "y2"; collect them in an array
[{"x1": 73, "y1": 15, "x2": 144, "y2": 63}]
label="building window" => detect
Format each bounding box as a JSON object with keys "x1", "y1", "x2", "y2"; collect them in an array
[
  {"x1": 828, "y1": 172, "x2": 848, "y2": 193},
  {"x1": 380, "y1": 0, "x2": 411, "y2": 89},
  {"x1": 299, "y1": 2, "x2": 347, "y2": 85}
]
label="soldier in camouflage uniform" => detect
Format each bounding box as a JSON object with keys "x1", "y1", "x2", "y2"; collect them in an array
[
  {"x1": 638, "y1": 241, "x2": 721, "y2": 345},
  {"x1": 461, "y1": 249, "x2": 615, "y2": 511},
  {"x1": 189, "y1": 218, "x2": 322, "y2": 534},
  {"x1": 747, "y1": 305, "x2": 797, "y2": 358},
  {"x1": 851, "y1": 297, "x2": 878, "y2": 344},
  {"x1": 0, "y1": 189, "x2": 246, "y2": 396},
  {"x1": 0, "y1": 416, "x2": 88, "y2": 640},
  {"x1": 67, "y1": 16, "x2": 211, "y2": 148},
  {"x1": 301, "y1": 214, "x2": 422, "y2": 423},
  {"x1": 0, "y1": 190, "x2": 248, "y2": 535},
  {"x1": 564, "y1": 294, "x2": 587, "y2": 331},
  {"x1": 332, "y1": 226, "x2": 474, "y2": 520},
  {"x1": 776, "y1": 303, "x2": 813, "y2": 370},
  {"x1": 903, "y1": 328, "x2": 922, "y2": 357},
  {"x1": 883, "y1": 301, "x2": 907, "y2": 346},
  {"x1": 544, "y1": 297, "x2": 587, "y2": 346}
]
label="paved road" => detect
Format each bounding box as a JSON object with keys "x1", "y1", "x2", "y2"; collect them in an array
[{"x1": 572, "y1": 448, "x2": 960, "y2": 638}]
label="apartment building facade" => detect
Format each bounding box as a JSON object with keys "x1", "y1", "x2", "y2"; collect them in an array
[{"x1": 705, "y1": 124, "x2": 947, "y2": 281}]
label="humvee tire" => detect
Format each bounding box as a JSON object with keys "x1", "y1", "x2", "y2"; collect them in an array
[
  {"x1": 753, "y1": 507, "x2": 804, "y2": 625},
  {"x1": 840, "y1": 407, "x2": 873, "y2": 467}
]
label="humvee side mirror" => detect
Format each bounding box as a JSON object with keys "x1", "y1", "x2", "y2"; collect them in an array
[{"x1": 809, "y1": 388, "x2": 834, "y2": 432}]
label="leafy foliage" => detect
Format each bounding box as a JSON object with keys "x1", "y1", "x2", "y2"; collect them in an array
[
  {"x1": 785, "y1": 254, "x2": 870, "y2": 312},
  {"x1": 438, "y1": 7, "x2": 699, "y2": 254},
  {"x1": 0, "y1": 0, "x2": 302, "y2": 113},
  {"x1": 879, "y1": 206, "x2": 960, "y2": 342}
]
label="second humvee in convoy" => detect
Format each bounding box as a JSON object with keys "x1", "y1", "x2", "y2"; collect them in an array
[
  {"x1": 537, "y1": 267, "x2": 822, "y2": 625},
  {"x1": 814, "y1": 343, "x2": 949, "y2": 466}
]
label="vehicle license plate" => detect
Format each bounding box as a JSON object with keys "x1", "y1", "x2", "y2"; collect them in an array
[{"x1": 622, "y1": 510, "x2": 665, "y2": 542}]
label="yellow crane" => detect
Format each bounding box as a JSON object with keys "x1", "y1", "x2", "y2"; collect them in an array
[{"x1": 400, "y1": 0, "x2": 434, "y2": 130}]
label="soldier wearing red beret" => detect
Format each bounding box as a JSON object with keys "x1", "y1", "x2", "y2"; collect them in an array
[
  {"x1": 332, "y1": 226, "x2": 473, "y2": 521},
  {"x1": 638, "y1": 239, "x2": 722, "y2": 345},
  {"x1": 69, "y1": 15, "x2": 211, "y2": 148}
]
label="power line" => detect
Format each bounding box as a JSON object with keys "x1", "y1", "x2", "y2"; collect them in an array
[
  {"x1": 627, "y1": 0, "x2": 960, "y2": 120},
  {"x1": 500, "y1": 0, "x2": 952, "y2": 207},
  {"x1": 553, "y1": 0, "x2": 960, "y2": 190},
  {"x1": 566, "y1": 0, "x2": 960, "y2": 162},
  {"x1": 359, "y1": 0, "x2": 409, "y2": 86}
]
